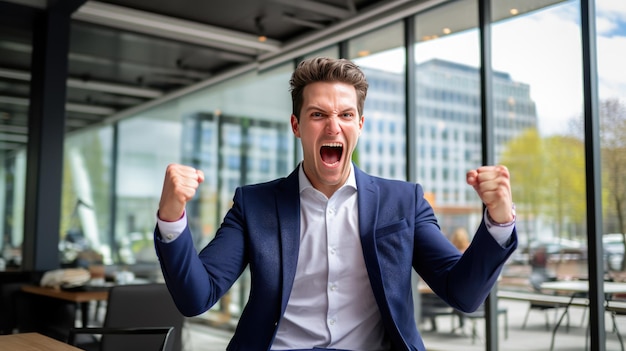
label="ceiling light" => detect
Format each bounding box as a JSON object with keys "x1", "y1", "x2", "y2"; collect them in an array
[
  {"x1": 75, "y1": 1, "x2": 281, "y2": 55},
  {"x1": 0, "y1": 68, "x2": 163, "y2": 98},
  {"x1": 357, "y1": 50, "x2": 370, "y2": 57},
  {"x1": 442, "y1": 28, "x2": 452, "y2": 35},
  {"x1": 255, "y1": 16, "x2": 267, "y2": 43},
  {"x1": 510, "y1": 8, "x2": 519, "y2": 16}
]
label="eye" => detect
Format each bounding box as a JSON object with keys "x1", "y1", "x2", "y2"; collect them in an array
[
  {"x1": 311, "y1": 112, "x2": 323, "y2": 118},
  {"x1": 342, "y1": 112, "x2": 354, "y2": 119}
]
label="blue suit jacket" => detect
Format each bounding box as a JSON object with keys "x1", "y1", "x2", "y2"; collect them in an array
[{"x1": 155, "y1": 164, "x2": 517, "y2": 351}]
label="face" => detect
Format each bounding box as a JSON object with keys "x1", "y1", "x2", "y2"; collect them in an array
[{"x1": 291, "y1": 81, "x2": 364, "y2": 198}]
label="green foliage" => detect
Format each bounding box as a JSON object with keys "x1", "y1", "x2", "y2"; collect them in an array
[{"x1": 500, "y1": 127, "x2": 586, "y2": 241}]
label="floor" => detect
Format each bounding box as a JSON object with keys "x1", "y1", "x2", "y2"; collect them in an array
[{"x1": 180, "y1": 299, "x2": 626, "y2": 351}]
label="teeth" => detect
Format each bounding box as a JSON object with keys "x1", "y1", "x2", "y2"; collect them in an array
[{"x1": 322, "y1": 143, "x2": 342, "y2": 148}]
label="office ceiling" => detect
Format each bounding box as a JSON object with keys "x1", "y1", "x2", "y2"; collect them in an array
[{"x1": 0, "y1": 0, "x2": 401, "y2": 152}]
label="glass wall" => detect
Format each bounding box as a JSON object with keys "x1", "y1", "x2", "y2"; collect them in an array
[
  {"x1": 414, "y1": 0, "x2": 483, "y2": 241},
  {"x1": 0, "y1": 149, "x2": 26, "y2": 269},
  {"x1": 493, "y1": 1, "x2": 596, "y2": 350},
  {"x1": 597, "y1": 0, "x2": 626, "y2": 271},
  {"x1": 60, "y1": 127, "x2": 113, "y2": 266},
  {"x1": 413, "y1": 0, "x2": 487, "y2": 346},
  {"x1": 0, "y1": 17, "x2": 30, "y2": 270},
  {"x1": 349, "y1": 22, "x2": 406, "y2": 180},
  {"x1": 597, "y1": 1, "x2": 626, "y2": 348},
  {"x1": 113, "y1": 62, "x2": 294, "y2": 321}
]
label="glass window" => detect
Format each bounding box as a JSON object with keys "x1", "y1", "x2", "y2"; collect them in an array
[
  {"x1": 115, "y1": 62, "x2": 294, "y2": 322},
  {"x1": 61, "y1": 127, "x2": 114, "y2": 265},
  {"x1": 493, "y1": 1, "x2": 590, "y2": 350},
  {"x1": 597, "y1": 0, "x2": 626, "y2": 276},
  {"x1": 0, "y1": 18, "x2": 31, "y2": 269},
  {"x1": 414, "y1": 0, "x2": 484, "y2": 346},
  {"x1": 348, "y1": 22, "x2": 406, "y2": 180}
]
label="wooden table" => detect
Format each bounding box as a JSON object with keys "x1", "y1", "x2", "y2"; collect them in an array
[
  {"x1": 0, "y1": 332, "x2": 83, "y2": 350},
  {"x1": 541, "y1": 280, "x2": 626, "y2": 351},
  {"x1": 21, "y1": 285, "x2": 110, "y2": 327}
]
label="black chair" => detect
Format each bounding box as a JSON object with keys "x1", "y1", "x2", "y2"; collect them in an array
[
  {"x1": 69, "y1": 326, "x2": 174, "y2": 351},
  {"x1": 522, "y1": 269, "x2": 566, "y2": 330},
  {"x1": 453, "y1": 304, "x2": 508, "y2": 344},
  {"x1": 419, "y1": 292, "x2": 455, "y2": 332},
  {"x1": 70, "y1": 283, "x2": 185, "y2": 351},
  {"x1": 605, "y1": 303, "x2": 626, "y2": 351}
]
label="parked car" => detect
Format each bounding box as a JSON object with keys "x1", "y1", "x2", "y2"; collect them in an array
[
  {"x1": 529, "y1": 237, "x2": 587, "y2": 261},
  {"x1": 603, "y1": 233, "x2": 625, "y2": 271}
]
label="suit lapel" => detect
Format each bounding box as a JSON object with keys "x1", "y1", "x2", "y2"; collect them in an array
[
  {"x1": 354, "y1": 166, "x2": 383, "y2": 284},
  {"x1": 275, "y1": 167, "x2": 301, "y2": 313}
]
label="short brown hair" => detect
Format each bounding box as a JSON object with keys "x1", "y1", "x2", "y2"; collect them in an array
[{"x1": 289, "y1": 57, "x2": 368, "y2": 121}]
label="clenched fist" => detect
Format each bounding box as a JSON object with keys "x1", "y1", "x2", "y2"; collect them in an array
[
  {"x1": 158, "y1": 164, "x2": 205, "y2": 222},
  {"x1": 466, "y1": 165, "x2": 514, "y2": 224}
]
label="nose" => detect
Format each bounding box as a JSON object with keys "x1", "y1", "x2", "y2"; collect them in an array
[{"x1": 326, "y1": 115, "x2": 341, "y2": 135}]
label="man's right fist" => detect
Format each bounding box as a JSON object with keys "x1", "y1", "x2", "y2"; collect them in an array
[{"x1": 158, "y1": 164, "x2": 205, "y2": 222}]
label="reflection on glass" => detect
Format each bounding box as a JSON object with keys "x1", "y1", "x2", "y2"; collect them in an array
[
  {"x1": 349, "y1": 22, "x2": 406, "y2": 180},
  {"x1": 62, "y1": 127, "x2": 113, "y2": 265},
  {"x1": 414, "y1": 1, "x2": 486, "y2": 346},
  {"x1": 493, "y1": 1, "x2": 598, "y2": 350},
  {"x1": 0, "y1": 20, "x2": 31, "y2": 270},
  {"x1": 115, "y1": 63, "x2": 293, "y2": 324},
  {"x1": 415, "y1": 0, "x2": 483, "y2": 263},
  {"x1": 597, "y1": 0, "x2": 626, "y2": 276}
]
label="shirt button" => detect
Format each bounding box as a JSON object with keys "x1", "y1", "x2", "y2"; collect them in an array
[
  {"x1": 329, "y1": 319, "x2": 335, "y2": 325},
  {"x1": 166, "y1": 233, "x2": 175, "y2": 240},
  {"x1": 330, "y1": 284, "x2": 337, "y2": 291}
]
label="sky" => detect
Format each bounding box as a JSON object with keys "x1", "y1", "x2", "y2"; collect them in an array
[{"x1": 357, "y1": 0, "x2": 626, "y2": 136}]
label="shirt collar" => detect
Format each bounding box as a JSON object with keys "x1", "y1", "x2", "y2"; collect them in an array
[{"x1": 298, "y1": 161, "x2": 357, "y2": 194}]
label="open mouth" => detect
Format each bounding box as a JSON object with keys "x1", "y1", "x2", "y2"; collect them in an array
[{"x1": 320, "y1": 143, "x2": 343, "y2": 165}]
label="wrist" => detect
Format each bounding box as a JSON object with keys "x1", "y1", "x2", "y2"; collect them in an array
[
  {"x1": 157, "y1": 209, "x2": 185, "y2": 222},
  {"x1": 487, "y1": 203, "x2": 516, "y2": 227}
]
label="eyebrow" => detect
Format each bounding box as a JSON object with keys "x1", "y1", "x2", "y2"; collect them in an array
[{"x1": 303, "y1": 104, "x2": 357, "y2": 113}]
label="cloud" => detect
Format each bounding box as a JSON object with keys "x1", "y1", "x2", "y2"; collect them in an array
[{"x1": 598, "y1": 35, "x2": 626, "y2": 101}]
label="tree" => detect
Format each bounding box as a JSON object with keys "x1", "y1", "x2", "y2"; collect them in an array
[
  {"x1": 500, "y1": 128, "x2": 586, "y2": 245},
  {"x1": 542, "y1": 135, "x2": 586, "y2": 239},
  {"x1": 599, "y1": 99, "x2": 626, "y2": 269},
  {"x1": 600, "y1": 99, "x2": 626, "y2": 235}
]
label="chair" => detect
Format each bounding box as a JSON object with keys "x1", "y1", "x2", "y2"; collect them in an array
[
  {"x1": 69, "y1": 326, "x2": 174, "y2": 351},
  {"x1": 604, "y1": 302, "x2": 626, "y2": 351},
  {"x1": 419, "y1": 292, "x2": 455, "y2": 332},
  {"x1": 522, "y1": 269, "x2": 565, "y2": 330},
  {"x1": 453, "y1": 304, "x2": 508, "y2": 344},
  {"x1": 70, "y1": 283, "x2": 185, "y2": 351}
]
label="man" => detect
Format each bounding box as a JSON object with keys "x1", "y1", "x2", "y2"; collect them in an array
[{"x1": 155, "y1": 57, "x2": 517, "y2": 351}]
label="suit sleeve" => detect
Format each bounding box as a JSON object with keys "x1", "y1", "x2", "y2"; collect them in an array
[
  {"x1": 154, "y1": 187, "x2": 248, "y2": 317},
  {"x1": 412, "y1": 184, "x2": 518, "y2": 312}
]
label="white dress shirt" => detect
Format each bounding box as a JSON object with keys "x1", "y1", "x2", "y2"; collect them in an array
[{"x1": 270, "y1": 164, "x2": 387, "y2": 350}]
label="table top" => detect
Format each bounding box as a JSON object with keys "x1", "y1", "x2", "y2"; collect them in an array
[
  {"x1": 21, "y1": 284, "x2": 109, "y2": 303},
  {"x1": 0, "y1": 333, "x2": 83, "y2": 351},
  {"x1": 541, "y1": 280, "x2": 626, "y2": 294}
]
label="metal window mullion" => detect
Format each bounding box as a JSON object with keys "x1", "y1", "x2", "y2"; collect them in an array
[{"x1": 580, "y1": 0, "x2": 605, "y2": 350}]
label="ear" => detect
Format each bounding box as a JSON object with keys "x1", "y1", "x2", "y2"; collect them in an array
[
  {"x1": 291, "y1": 114, "x2": 300, "y2": 138},
  {"x1": 359, "y1": 115, "x2": 364, "y2": 135}
]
